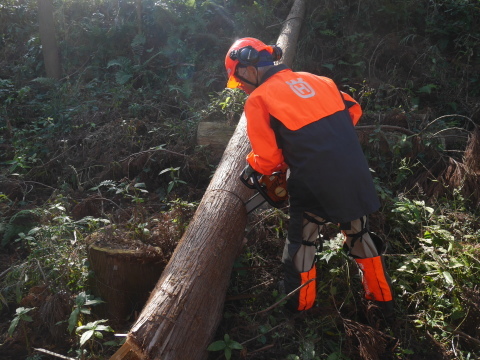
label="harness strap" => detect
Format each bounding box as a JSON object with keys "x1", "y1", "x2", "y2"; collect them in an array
[
  {"x1": 343, "y1": 217, "x2": 368, "y2": 258},
  {"x1": 303, "y1": 212, "x2": 327, "y2": 226}
]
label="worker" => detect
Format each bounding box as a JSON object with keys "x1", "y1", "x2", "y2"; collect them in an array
[{"x1": 225, "y1": 37, "x2": 394, "y2": 320}]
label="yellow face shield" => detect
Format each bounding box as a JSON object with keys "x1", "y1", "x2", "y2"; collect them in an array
[{"x1": 226, "y1": 74, "x2": 242, "y2": 89}]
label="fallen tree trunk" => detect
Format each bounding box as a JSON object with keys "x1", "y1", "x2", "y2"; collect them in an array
[
  {"x1": 111, "y1": 1, "x2": 305, "y2": 358},
  {"x1": 276, "y1": 0, "x2": 306, "y2": 67},
  {"x1": 111, "y1": 115, "x2": 252, "y2": 360}
]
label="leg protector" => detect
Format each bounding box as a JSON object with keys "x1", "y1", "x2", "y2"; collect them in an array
[
  {"x1": 343, "y1": 217, "x2": 394, "y2": 319},
  {"x1": 282, "y1": 211, "x2": 324, "y2": 311},
  {"x1": 355, "y1": 255, "x2": 395, "y2": 319},
  {"x1": 283, "y1": 242, "x2": 317, "y2": 311},
  {"x1": 355, "y1": 256, "x2": 393, "y2": 302}
]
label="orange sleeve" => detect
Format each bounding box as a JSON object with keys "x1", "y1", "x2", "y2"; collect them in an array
[
  {"x1": 244, "y1": 94, "x2": 285, "y2": 175},
  {"x1": 341, "y1": 91, "x2": 362, "y2": 125}
]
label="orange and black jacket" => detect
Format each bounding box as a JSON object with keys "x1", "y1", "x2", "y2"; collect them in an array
[{"x1": 245, "y1": 65, "x2": 380, "y2": 223}]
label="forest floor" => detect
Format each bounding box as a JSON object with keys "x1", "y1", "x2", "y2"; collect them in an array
[{"x1": 1, "y1": 108, "x2": 480, "y2": 360}]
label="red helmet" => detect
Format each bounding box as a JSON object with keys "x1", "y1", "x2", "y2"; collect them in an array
[{"x1": 225, "y1": 38, "x2": 280, "y2": 89}]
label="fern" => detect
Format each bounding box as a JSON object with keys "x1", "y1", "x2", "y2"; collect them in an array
[
  {"x1": 115, "y1": 70, "x2": 133, "y2": 85},
  {"x1": 106, "y1": 57, "x2": 131, "y2": 69},
  {"x1": 1, "y1": 210, "x2": 40, "y2": 247},
  {"x1": 131, "y1": 34, "x2": 146, "y2": 57},
  {"x1": 89, "y1": 180, "x2": 115, "y2": 191},
  {"x1": 31, "y1": 77, "x2": 58, "y2": 87}
]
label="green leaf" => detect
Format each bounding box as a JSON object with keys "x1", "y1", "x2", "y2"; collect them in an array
[
  {"x1": 417, "y1": 84, "x2": 437, "y2": 94},
  {"x1": 259, "y1": 325, "x2": 269, "y2": 334},
  {"x1": 8, "y1": 317, "x2": 20, "y2": 336},
  {"x1": 131, "y1": 34, "x2": 146, "y2": 48},
  {"x1": 151, "y1": 144, "x2": 166, "y2": 151},
  {"x1": 104, "y1": 340, "x2": 119, "y2": 346},
  {"x1": 207, "y1": 340, "x2": 226, "y2": 351},
  {"x1": 75, "y1": 292, "x2": 87, "y2": 306},
  {"x1": 80, "y1": 329, "x2": 95, "y2": 346},
  {"x1": 15, "y1": 307, "x2": 28, "y2": 315},
  {"x1": 159, "y1": 168, "x2": 172, "y2": 175},
  {"x1": 442, "y1": 271, "x2": 454, "y2": 285},
  {"x1": 225, "y1": 347, "x2": 232, "y2": 360},
  {"x1": 68, "y1": 308, "x2": 80, "y2": 333},
  {"x1": 84, "y1": 298, "x2": 104, "y2": 306},
  {"x1": 95, "y1": 325, "x2": 113, "y2": 332},
  {"x1": 22, "y1": 315, "x2": 33, "y2": 322},
  {"x1": 107, "y1": 57, "x2": 131, "y2": 69},
  {"x1": 115, "y1": 71, "x2": 133, "y2": 85},
  {"x1": 0, "y1": 292, "x2": 7, "y2": 307},
  {"x1": 76, "y1": 324, "x2": 90, "y2": 332},
  {"x1": 230, "y1": 341, "x2": 243, "y2": 350},
  {"x1": 327, "y1": 352, "x2": 341, "y2": 360}
]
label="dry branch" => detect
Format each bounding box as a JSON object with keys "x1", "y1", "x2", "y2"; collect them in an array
[{"x1": 406, "y1": 124, "x2": 480, "y2": 205}]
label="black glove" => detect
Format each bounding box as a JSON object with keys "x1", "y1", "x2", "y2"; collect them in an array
[{"x1": 243, "y1": 164, "x2": 255, "y2": 178}]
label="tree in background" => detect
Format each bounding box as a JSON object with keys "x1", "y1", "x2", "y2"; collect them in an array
[{"x1": 37, "y1": 0, "x2": 61, "y2": 79}]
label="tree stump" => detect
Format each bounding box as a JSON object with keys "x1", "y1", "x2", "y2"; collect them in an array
[{"x1": 87, "y1": 232, "x2": 167, "y2": 323}]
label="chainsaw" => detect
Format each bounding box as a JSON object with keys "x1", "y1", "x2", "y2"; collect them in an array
[{"x1": 240, "y1": 168, "x2": 288, "y2": 213}]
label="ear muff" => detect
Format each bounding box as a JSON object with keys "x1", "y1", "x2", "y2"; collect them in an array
[
  {"x1": 270, "y1": 45, "x2": 283, "y2": 62},
  {"x1": 230, "y1": 45, "x2": 283, "y2": 65},
  {"x1": 229, "y1": 46, "x2": 260, "y2": 66}
]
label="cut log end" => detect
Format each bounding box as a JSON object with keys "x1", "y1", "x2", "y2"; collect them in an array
[
  {"x1": 88, "y1": 244, "x2": 166, "y2": 323},
  {"x1": 111, "y1": 337, "x2": 143, "y2": 360}
]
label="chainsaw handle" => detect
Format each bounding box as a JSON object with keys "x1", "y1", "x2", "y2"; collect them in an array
[
  {"x1": 240, "y1": 168, "x2": 287, "y2": 209},
  {"x1": 239, "y1": 168, "x2": 257, "y2": 189},
  {"x1": 252, "y1": 174, "x2": 283, "y2": 208}
]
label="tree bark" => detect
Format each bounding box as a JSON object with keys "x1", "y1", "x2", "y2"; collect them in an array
[
  {"x1": 87, "y1": 245, "x2": 165, "y2": 323},
  {"x1": 276, "y1": 0, "x2": 306, "y2": 68},
  {"x1": 38, "y1": 0, "x2": 61, "y2": 79},
  {"x1": 111, "y1": 1, "x2": 305, "y2": 358},
  {"x1": 136, "y1": 0, "x2": 143, "y2": 34}
]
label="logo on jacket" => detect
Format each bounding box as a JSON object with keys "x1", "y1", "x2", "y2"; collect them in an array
[{"x1": 286, "y1": 78, "x2": 316, "y2": 98}]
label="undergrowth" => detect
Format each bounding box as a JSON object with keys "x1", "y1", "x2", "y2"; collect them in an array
[{"x1": 208, "y1": 189, "x2": 480, "y2": 360}]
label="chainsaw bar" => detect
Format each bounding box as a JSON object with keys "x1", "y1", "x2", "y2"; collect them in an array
[{"x1": 245, "y1": 192, "x2": 268, "y2": 214}]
